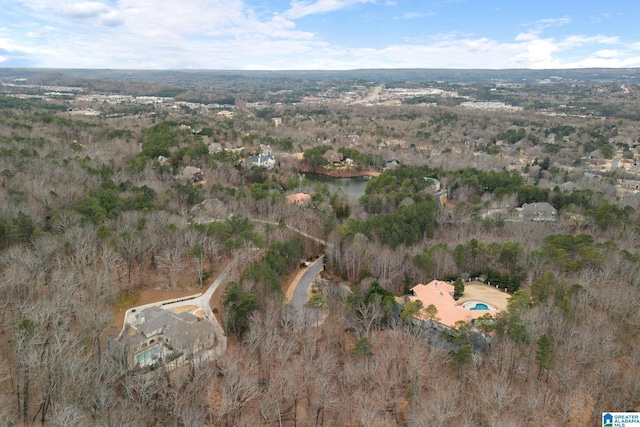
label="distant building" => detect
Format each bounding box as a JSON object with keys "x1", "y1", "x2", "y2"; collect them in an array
[
  {"x1": 208, "y1": 142, "x2": 222, "y2": 154},
  {"x1": 584, "y1": 171, "x2": 602, "y2": 181},
  {"x1": 323, "y1": 149, "x2": 344, "y2": 164},
  {"x1": 246, "y1": 153, "x2": 276, "y2": 169},
  {"x1": 190, "y1": 198, "x2": 228, "y2": 223},
  {"x1": 519, "y1": 202, "x2": 557, "y2": 222},
  {"x1": 175, "y1": 166, "x2": 204, "y2": 183},
  {"x1": 559, "y1": 181, "x2": 581, "y2": 192},
  {"x1": 384, "y1": 159, "x2": 400, "y2": 170},
  {"x1": 424, "y1": 177, "x2": 442, "y2": 191},
  {"x1": 621, "y1": 180, "x2": 640, "y2": 191},
  {"x1": 286, "y1": 192, "x2": 312, "y2": 205}
]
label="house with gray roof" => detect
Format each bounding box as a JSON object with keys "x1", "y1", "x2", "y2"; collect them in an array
[
  {"x1": 519, "y1": 202, "x2": 557, "y2": 222},
  {"x1": 190, "y1": 198, "x2": 229, "y2": 223},
  {"x1": 621, "y1": 180, "x2": 640, "y2": 191},
  {"x1": 208, "y1": 142, "x2": 222, "y2": 153},
  {"x1": 246, "y1": 153, "x2": 276, "y2": 169},
  {"x1": 124, "y1": 306, "x2": 216, "y2": 371},
  {"x1": 424, "y1": 177, "x2": 442, "y2": 191},
  {"x1": 559, "y1": 182, "x2": 581, "y2": 192}
]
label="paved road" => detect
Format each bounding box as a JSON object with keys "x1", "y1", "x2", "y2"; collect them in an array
[
  {"x1": 356, "y1": 85, "x2": 383, "y2": 104},
  {"x1": 162, "y1": 259, "x2": 239, "y2": 360},
  {"x1": 250, "y1": 218, "x2": 329, "y2": 247},
  {"x1": 611, "y1": 156, "x2": 622, "y2": 171},
  {"x1": 287, "y1": 258, "x2": 324, "y2": 327}
]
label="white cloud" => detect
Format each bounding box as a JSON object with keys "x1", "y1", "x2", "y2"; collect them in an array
[
  {"x1": 590, "y1": 12, "x2": 612, "y2": 24},
  {"x1": 593, "y1": 49, "x2": 619, "y2": 59},
  {"x1": 396, "y1": 11, "x2": 432, "y2": 20},
  {"x1": 284, "y1": 32, "x2": 631, "y2": 71},
  {"x1": 564, "y1": 49, "x2": 640, "y2": 68},
  {"x1": 96, "y1": 10, "x2": 123, "y2": 27},
  {"x1": 284, "y1": 0, "x2": 376, "y2": 19},
  {"x1": 515, "y1": 32, "x2": 538, "y2": 42},
  {"x1": 0, "y1": 38, "x2": 23, "y2": 52},
  {"x1": 0, "y1": 36, "x2": 39, "y2": 65},
  {"x1": 61, "y1": 2, "x2": 111, "y2": 19},
  {"x1": 3, "y1": 0, "x2": 640, "y2": 70},
  {"x1": 557, "y1": 35, "x2": 619, "y2": 49},
  {"x1": 527, "y1": 17, "x2": 572, "y2": 30},
  {"x1": 513, "y1": 38, "x2": 560, "y2": 68}
]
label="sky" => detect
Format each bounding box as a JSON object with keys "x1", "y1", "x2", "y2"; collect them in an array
[{"x1": 2, "y1": 0, "x2": 640, "y2": 70}]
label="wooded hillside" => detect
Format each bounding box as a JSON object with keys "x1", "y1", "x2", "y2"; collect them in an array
[{"x1": 1, "y1": 71, "x2": 640, "y2": 426}]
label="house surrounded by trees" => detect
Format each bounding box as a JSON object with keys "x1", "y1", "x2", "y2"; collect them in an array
[
  {"x1": 409, "y1": 280, "x2": 498, "y2": 328},
  {"x1": 122, "y1": 306, "x2": 215, "y2": 371}
]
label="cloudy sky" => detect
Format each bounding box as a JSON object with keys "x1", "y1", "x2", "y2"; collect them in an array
[{"x1": 2, "y1": 0, "x2": 640, "y2": 70}]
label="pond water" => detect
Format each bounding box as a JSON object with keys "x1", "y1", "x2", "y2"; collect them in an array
[{"x1": 299, "y1": 172, "x2": 371, "y2": 199}]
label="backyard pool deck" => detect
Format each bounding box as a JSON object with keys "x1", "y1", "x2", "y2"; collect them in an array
[{"x1": 456, "y1": 281, "x2": 510, "y2": 312}]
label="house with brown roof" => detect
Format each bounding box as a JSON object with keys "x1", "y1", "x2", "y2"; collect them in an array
[
  {"x1": 286, "y1": 192, "x2": 312, "y2": 205},
  {"x1": 175, "y1": 166, "x2": 205, "y2": 183},
  {"x1": 323, "y1": 149, "x2": 344, "y2": 164}
]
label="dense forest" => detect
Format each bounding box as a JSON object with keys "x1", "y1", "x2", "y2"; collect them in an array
[{"x1": 1, "y1": 70, "x2": 640, "y2": 426}]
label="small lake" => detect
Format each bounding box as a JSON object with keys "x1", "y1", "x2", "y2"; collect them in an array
[{"x1": 299, "y1": 172, "x2": 371, "y2": 199}]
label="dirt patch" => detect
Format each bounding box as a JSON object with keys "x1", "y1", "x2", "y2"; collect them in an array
[
  {"x1": 210, "y1": 288, "x2": 224, "y2": 329},
  {"x1": 170, "y1": 305, "x2": 206, "y2": 319},
  {"x1": 456, "y1": 282, "x2": 511, "y2": 312},
  {"x1": 208, "y1": 259, "x2": 233, "y2": 323},
  {"x1": 170, "y1": 304, "x2": 199, "y2": 314}
]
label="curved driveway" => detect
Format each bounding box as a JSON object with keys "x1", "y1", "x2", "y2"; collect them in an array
[
  {"x1": 119, "y1": 258, "x2": 240, "y2": 363},
  {"x1": 286, "y1": 258, "x2": 324, "y2": 327},
  {"x1": 611, "y1": 156, "x2": 622, "y2": 171}
]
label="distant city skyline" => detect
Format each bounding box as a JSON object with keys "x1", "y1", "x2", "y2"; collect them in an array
[{"x1": 2, "y1": 0, "x2": 640, "y2": 70}]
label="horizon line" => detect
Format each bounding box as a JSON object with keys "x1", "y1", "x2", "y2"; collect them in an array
[{"x1": 2, "y1": 66, "x2": 640, "y2": 73}]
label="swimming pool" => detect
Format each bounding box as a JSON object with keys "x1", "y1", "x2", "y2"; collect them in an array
[
  {"x1": 137, "y1": 347, "x2": 161, "y2": 364},
  {"x1": 461, "y1": 301, "x2": 495, "y2": 311}
]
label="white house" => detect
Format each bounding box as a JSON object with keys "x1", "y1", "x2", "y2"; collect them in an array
[{"x1": 246, "y1": 153, "x2": 276, "y2": 170}]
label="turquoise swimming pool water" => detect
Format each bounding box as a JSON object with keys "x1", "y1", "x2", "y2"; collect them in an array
[
  {"x1": 470, "y1": 303, "x2": 489, "y2": 310},
  {"x1": 137, "y1": 347, "x2": 160, "y2": 363}
]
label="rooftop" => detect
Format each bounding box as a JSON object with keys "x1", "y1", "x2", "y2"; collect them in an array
[
  {"x1": 133, "y1": 306, "x2": 209, "y2": 349},
  {"x1": 409, "y1": 280, "x2": 498, "y2": 328}
]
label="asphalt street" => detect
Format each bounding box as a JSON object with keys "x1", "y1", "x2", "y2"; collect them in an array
[{"x1": 288, "y1": 258, "x2": 324, "y2": 327}]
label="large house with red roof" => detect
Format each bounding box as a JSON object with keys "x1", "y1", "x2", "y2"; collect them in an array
[{"x1": 409, "y1": 280, "x2": 498, "y2": 329}]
